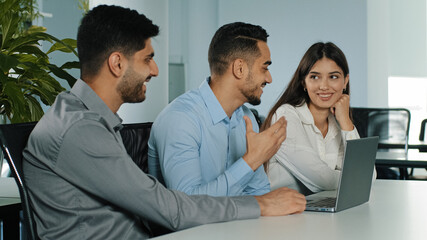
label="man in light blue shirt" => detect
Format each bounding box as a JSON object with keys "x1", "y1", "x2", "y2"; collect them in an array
[{"x1": 148, "y1": 22, "x2": 286, "y2": 196}]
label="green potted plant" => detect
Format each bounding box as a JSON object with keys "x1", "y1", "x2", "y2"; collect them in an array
[{"x1": 0, "y1": 0, "x2": 79, "y2": 123}]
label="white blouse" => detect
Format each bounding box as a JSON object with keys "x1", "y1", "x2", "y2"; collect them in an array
[{"x1": 267, "y1": 103, "x2": 360, "y2": 194}]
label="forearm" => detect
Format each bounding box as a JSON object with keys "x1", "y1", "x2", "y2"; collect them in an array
[
  {"x1": 164, "y1": 157, "x2": 256, "y2": 196},
  {"x1": 164, "y1": 191, "x2": 260, "y2": 230},
  {"x1": 274, "y1": 145, "x2": 340, "y2": 192},
  {"x1": 127, "y1": 173, "x2": 260, "y2": 230},
  {"x1": 242, "y1": 166, "x2": 271, "y2": 196}
]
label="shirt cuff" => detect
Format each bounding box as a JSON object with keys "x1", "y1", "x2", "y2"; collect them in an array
[
  {"x1": 341, "y1": 126, "x2": 360, "y2": 140},
  {"x1": 230, "y1": 195, "x2": 261, "y2": 219},
  {"x1": 226, "y1": 157, "x2": 255, "y2": 187}
]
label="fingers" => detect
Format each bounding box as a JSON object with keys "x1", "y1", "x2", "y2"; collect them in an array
[
  {"x1": 276, "y1": 127, "x2": 287, "y2": 146},
  {"x1": 335, "y1": 94, "x2": 350, "y2": 108},
  {"x1": 269, "y1": 116, "x2": 286, "y2": 136},
  {"x1": 255, "y1": 187, "x2": 306, "y2": 216},
  {"x1": 266, "y1": 117, "x2": 287, "y2": 155},
  {"x1": 243, "y1": 116, "x2": 287, "y2": 170},
  {"x1": 332, "y1": 95, "x2": 353, "y2": 131},
  {"x1": 273, "y1": 117, "x2": 287, "y2": 143},
  {"x1": 244, "y1": 116, "x2": 254, "y2": 134},
  {"x1": 279, "y1": 188, "x2": 306, "y2": 215}
]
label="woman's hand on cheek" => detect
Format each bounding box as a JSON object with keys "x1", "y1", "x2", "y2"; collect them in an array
[{"x1": 331, "y1": 94, "x2": 354, "y2": 131}]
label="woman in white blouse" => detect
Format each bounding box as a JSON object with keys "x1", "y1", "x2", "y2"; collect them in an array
[{"x1": 262, "y1": 42, "x2": 360, "y2": 195}]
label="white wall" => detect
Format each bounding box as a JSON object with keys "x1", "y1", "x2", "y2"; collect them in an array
[
  {"x1": 170, "y1": 0, "x2": 368, "y2": 117},
  {"x1": 367, "y1": 0, "x2": 427, "y2": 108},
  {"x1": 222, "y1": 0, "x2": 368, "y2": 116},
  {"x1": 389, "y1": 0, "x2": 427, "y2": 77},
  {"x1": 39, "y1": 0, "x2": 82, "y2": 89},
  {"x1": 367, "y1": 0, "x2": 390, "y2": 107},
  {"x1": 90, "y1": 0, "x2": 169, "y2": 123},
  {"x1": 42, "y1": 0, "x2": 427, "y2": 121},
  {"x1": 169, "y1": 0, "x2": 218, "y2": 91}
]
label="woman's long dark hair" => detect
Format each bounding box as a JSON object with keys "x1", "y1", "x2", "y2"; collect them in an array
[
  {"x1": 261, "y1": 42, "x2": 350, "y2": 172},
  {"x1": 261, "y1": 42, "x2": 350, "y2": 131}
]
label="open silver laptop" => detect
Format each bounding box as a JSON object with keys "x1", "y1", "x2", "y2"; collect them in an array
[{"x1": 305, "y1": 136, "x2": 379, "y2": 212}]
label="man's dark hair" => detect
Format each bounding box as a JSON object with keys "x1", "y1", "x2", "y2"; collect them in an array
[
  {"x1": 77, "y1": 5, "x2": 159, "y2": 79},
  {"x1": 208, "y1": 22, "x2": 269, "y2": 76}
]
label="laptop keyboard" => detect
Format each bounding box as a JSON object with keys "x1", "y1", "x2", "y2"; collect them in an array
[{"x1": 307, "y1": 197, "x2": 336, "y2": 208}]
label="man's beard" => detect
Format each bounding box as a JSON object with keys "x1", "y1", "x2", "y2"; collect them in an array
[
  {"x1": 241, "y1": 72, "x2": 261, "y2": 106},
  {"x1": 117, "y1": 67, "x2": 147, "y2": 103}
]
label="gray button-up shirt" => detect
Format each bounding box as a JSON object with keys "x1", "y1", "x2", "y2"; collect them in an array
[{"x1": 23, "y1": 79, "x2": 260, "y2": 239}]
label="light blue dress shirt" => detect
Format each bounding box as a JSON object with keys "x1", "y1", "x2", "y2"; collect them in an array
[{"x1": 148, "y1": 78, "x2": 270, "y2": 197}]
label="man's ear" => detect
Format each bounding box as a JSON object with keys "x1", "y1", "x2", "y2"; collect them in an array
[
  {"x1": 232, "y1": 59, "x2": 246, "y2": 80},
  {"x1": 108, "y1": 52, "x2": 125, "y2": 77}
]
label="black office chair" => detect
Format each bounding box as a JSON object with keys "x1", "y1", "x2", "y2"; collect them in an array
[
  {"x1": 249, "y1": 108, "x2": 265, "y2": 128},
  {"x1": 352, "y1": 107, "x2": 411, "y2": 179},
  {"x1": 419, "y1": 119, "x2": 427, "y2": 145},
  {"x1": 408, "y1": 119, "x2": 427, "y2": 179},
  {"x1": 120, "y1": 122, "x2": 153, "y2": 174},
  {"x1": 0, "y1": 121, "x2": 160, "y2": 239},
  {"x1": 120, "y1": 122, "x2": 171, "y2": 236},
  {"x1": 0, "y1": 122, "x2": 38, "y2": 240}
]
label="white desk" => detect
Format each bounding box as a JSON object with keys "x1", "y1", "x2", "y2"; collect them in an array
[
  {"x1": 0, "y1": 177, "x2": 20, "y2": 207},
  {"x1": 376, "y1": 149, "x2": 427, "y2": 168},
  {"x1": 152, "y1": 180, "x2": 427, "y2": 240},
  {"x1": 0, "y1": 177, "x2": 20, "y2": 197}
]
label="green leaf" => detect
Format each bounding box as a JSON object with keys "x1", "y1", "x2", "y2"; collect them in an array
[
  {"x1": 7, "y1": 31, "x2": 51, "y2": 54},
  {"x1": 2, "y1": 80, "x2": 29, "y2": 123},
  {"x1": 42, "y1": 34, "x2": 78, "y2": 56},
  {"x1": 0, "y1": 70, "x2": 7, "y2": 82},
  {"x1": 46, "y1": 38, "x2": 78, "y2": 54},
  {"x1": 29, "y1": 83, "x2": 58, "y2": 105},
  {"x1": 15, "y1": 53, "x2": 43, "y2": 64},
  {"x1": 48, "y1": 64, "x2": 77, "y2": 87},
  {"x1": 0, "y1": 0, "x2": 80, "y2": 123},
  {"x1": 1, "y1": 12, "x2": 21, "y2": 49},
  {"x1": 12, "y1": 45, "x2": 48, "y2": 58},
  {"x1": 0, "y1": 0, "x2": 17, "y2": 15},
  {"x1": 0, "y1": 53, "x2": 19, "y2": 73},
  {"x1": 26, "y1": 25, "x2": 47, "y2": 34},
  {"x1": 60, "y1": 61, "x2": 80, "y2": 69},
  {"x1": 32, "y1": 74, "x2": 64, "y2": 93},
  {"x1": 26, "y1": 95, "x2": 44, "y2": 121}
]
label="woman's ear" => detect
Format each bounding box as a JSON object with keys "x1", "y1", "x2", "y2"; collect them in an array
[
  {"x1": 344, "y1": 74, "x2": 350, "y2": 92},
  {"x1": 301, "y1": 80, "x2": 306, "y2": 91},
  {"x1": 108, "y1": 52, "x2": 125, "y2": 77}
]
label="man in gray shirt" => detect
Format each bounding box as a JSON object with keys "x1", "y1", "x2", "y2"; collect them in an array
[{"x1": 23, "y1": 5, "x2": 306, "y2": 239}]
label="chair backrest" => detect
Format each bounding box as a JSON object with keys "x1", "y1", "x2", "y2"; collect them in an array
[
  {"x1": 0, "y1": 121, "x2": 152, "y2": 239},
  {"x1": 120, "y1": 122, "x2": 171, "y2": 236},
  {"x1": 120, "y1": 122, "x2": 153, "y2": 173},
  {"x1": 419, "y1": 119, "x2": 427, "y2": 141},
  {"x1": 352, "y1": 107, "x2": 411, "y2": 150},
  {"x1": 249, "y1": 108, "x2": 264, "y2": 128},
  {"x1": 0, "y1": 122, "x2": 38, "y2": 240}
]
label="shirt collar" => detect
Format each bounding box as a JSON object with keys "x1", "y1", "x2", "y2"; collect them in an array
[
  {"x1": 295, "y1": 102, "x2": 314, "y2": 125},
  {"x1": 296, "y1": 102, "x2": 339, "y2": 137},
  {"x1": 199, "y1": 77, "x2": 243, "y2": 125},
  {"x1": 71, "y1": 79, "x2": 123, "y2": 131}
]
